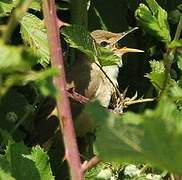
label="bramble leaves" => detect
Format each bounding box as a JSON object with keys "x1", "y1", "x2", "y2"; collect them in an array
[
  {"x1": 0, "y1": 142, "x2": 54, "y2": 180},
  {"x1": 145, "y1": 60, "x2": 166, "y2": 92},
  {"x1": 85, "y1": 99, "x2": 182, "y2": 175},
  {"x1": 61, "y1": 25, "x2": 120, "y2": 66},
  {"x1": 135, "y1": 0, "x2": 171, "y2": 43},
  {"x1": 20, "y1": 13, "x2": 50, "y2": 67}
]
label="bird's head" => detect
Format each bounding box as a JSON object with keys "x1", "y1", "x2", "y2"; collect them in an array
[{"x1": 91, "y1": 27, "x2": 144, "y2": 67}]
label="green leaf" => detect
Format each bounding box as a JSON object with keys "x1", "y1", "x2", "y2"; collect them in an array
[
  {"x1": 0, "y1": 42, "x2": 37, "y2": 73},
  {"x1": 85, "y1": 99, "x2": 182, "y2": 174},
  {"x1": 0, "y1": 168, "x2": 15, "y2": 180},
  {"x1": 176, "y1": 51, "x2": 182, "y2": 71},
  {"x1": 61, "y1": 25, "x2": 96, "y2": 60},
  {"x1": 20, "y1": 13, "x2": 50, "y2": 67},
  {"x1": 61, "y1": 25, "x2": 120, "y2": 66},
  {"x1": 4, "y1": 142, "x2": 37, "y2": 180},
  {"x1": 145, "y1": 60, "x2": 166, "y2": 91},
  {"x1": 96, "y1": 46, "x2": 120, "y2": 66},
  {"x1": 3, "y1": 143, "x2": 54, "y2": 180},
  {"x1": 30, "y1": 0, "x2": 40, "y2": 11},
  {"x1": 0, "y1": 1, "x2": 13, "y2": 17},
  {"x1": 0, "y1": 0, "x2": 40, "y2": 17},
  {"x1": 3, "y1": 68, "x2": 58, "y2": 97},
  {"x1": 24, "y1": 146, "x2": 54, "y2": 180},
  {"x1": 168, "y1": 39, "x2": 182, "y2": 49},
  {"x1": 135, "y1": 0, "x2": 171, "y2": 43},
  {"x1": 34, "y1": 68, "x2": 58, "y2": 97}
]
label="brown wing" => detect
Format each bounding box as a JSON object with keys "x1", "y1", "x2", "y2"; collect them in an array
[
  {"x1": 66, "y1": 53, "x2": 103, "y2": 99},
  {"x1": 66, "y1": 53, "x2": 104, "y2": 119}
]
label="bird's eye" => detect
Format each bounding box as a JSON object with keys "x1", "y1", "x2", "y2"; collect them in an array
[{"x1": 100, "y1": 41, "x2": 109, "y2": 47}]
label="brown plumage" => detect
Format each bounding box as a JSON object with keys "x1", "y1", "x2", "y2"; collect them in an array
[{"x1": 66, "y1": 29, "x2": 143, "y2": 136}]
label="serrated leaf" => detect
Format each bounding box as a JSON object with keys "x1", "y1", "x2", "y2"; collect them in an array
[
  {"x1": 0, "y1": 42, "x2": 37, "y2": 73},
  {"x1": 24, "y1": 146, "x2": 54, "y2": 180},
  {"x1": 96, "y1": 46, "x2": 120, "y2": 66},
  {"x1": 145, "y1": 60, "x2": 166, "y2": 91},
  {"x1": 61, "y1": 25, "x2": 120, "y2": 66},
  {"x1": 20, "y1": 13, "x2": 50, "y2": 67},
  {"x1": 61, "y1": 25, "x2": 96, "y2": 60},
  {"x1": 135, "y1": 0, "x2": 171, "y2": 43},
  {"x1": 4, "y1": 142, "x2": 37, "y2": 180},
  {"x1": 85, "y1": 100, "x2": 182, "y2": 175},
  {"x1": 4, "y1": 143, "x2": 54, "y2": 180}
]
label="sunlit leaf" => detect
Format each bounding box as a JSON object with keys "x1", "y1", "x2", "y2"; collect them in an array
[
  {"x1": 0, "y1": 42, "x2": 37, "y2": 73},
  {"x1": 0, "y1": 168, "x2": 15, "y2": 180},
  {"x1": 2, "y1": 143, "x2": 54, "y2": 180},
  {"x1": 145, "y1": 60, "x2": 166, "y2": 91},
  {"x1": 24, "y1": 146, "x2": 54, "y2": 180},
  {"x1": 61, "y1": 25, "x2": 120, "y2": 66},
  {"x1": 135, "y1": 0, "x2": 171, "y2": 43},
  {"x1": 20, "y1": 13, "x2": 50, "y2": 67},
  {"x1": 0, "y1": 1, "x2": 13, "y2": 17}
]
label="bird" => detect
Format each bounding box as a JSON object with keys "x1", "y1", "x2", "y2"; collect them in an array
[{"x1": 66, "y1": 27, "x2": 144, "y2": 136}]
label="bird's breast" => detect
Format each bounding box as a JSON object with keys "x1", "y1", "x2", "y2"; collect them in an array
[{"x1": 89, "y1": 63, "x2": 119, "y2": 107}]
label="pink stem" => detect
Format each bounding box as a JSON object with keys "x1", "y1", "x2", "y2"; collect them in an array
[{"x1": 42, "y1": 1, "x2": 84, "y2": 179}]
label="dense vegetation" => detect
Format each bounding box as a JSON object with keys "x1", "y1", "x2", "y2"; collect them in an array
[{"x1": 0, "y1": 0, "x2": 182, "y2": 179}]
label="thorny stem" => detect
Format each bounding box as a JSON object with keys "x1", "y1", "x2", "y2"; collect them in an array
[
  {"x1": 2, "y1": 0, "x2": 33, "y2": 43},
  {"x1": 42, "y1": 1, "x2": 84, "y2": 180}
]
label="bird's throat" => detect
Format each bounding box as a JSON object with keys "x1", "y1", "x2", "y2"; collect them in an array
[{"x1": 102, "y1": 65, "x2": 120, "y2": 86}]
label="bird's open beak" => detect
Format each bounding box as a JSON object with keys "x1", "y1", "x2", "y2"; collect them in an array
[{"x1": 116, "y1": 47, "x2": 144, "y2": 54}]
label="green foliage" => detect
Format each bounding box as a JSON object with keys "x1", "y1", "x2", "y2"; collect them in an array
[
  {"x1": 0, "y1": 0, "x2": 41, "y2": 17},
  {"x1": 0, "y1": 142, "x2": 54, "y2": 180},
  {"x1": 85, "y1": 99, "x2": 182, "y2": 175},
  {"x1": 61, "y1": 25, "x2": 120, "y2": 66},
  {"x1": 0, "y1": 1, "x2": 14, "y2": 17},
  {"x1": 145, "y1": 60, "x2": 166, "y2": 91},
  {"x1": 135, "y1": 0, "x2": 171, "y2": 43},
  {"x1": 20, "y1": 13, "x2": 50, "y2": 67},
  {"x1": 0, "y1": 42, "x2": 37, "y2": 73},
  {"x1": 0, "y1": 0, "x2": 182, "y2": 179}
]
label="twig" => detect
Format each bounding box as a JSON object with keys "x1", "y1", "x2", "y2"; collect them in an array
[
  {"x1": 81, "y1": 156, "x2": 101, "y2": 173},
  {"x1": 42, "y1": 1, "x2": 84, "y2": 180},
  {"x1": 2, "y1": 0, "x2": 33, "y2": 43}
]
